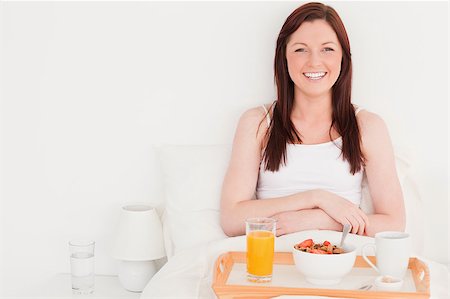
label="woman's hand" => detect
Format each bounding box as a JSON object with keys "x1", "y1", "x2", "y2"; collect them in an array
[
  {"x1": 272, "y1": 210, "x2": 305, "y2": 236},
  {"x1": 313, "y1": 190, "x2": 369, "y2": 235},
  {"x1": 272, "y1": 209, "x2": 342, "y2": 236}
]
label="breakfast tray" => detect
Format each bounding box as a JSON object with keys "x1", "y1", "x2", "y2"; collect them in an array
[{"x1": 212, "y1": 252, "x2": 430, "y2": 299}]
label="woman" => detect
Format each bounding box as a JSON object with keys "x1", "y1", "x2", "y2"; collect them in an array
[{"x1": 220, "y1": 2, "x2": 405, "y2": 237}]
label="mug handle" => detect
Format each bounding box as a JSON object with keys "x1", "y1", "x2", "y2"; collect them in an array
[{"x1": 361, "y1": 243, "x2": 379, "y2": 274}]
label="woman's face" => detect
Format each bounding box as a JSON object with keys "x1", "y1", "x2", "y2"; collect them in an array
[{"x1": 286, "y1": 19, "x2": 343, "y2": 99}]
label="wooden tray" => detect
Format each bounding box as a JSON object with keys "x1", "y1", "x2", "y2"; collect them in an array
[{"x1": 212, "y1": 252, "x2": 430, "y2": 299}]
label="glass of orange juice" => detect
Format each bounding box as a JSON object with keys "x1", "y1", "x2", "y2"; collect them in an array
[{"x1": 246, "y1": 217, "x2": 276, "y2": 282}]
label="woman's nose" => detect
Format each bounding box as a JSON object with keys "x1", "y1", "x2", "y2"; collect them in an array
[{"x1": 307, "y1": 51, "x2": 322, "y2": 67}]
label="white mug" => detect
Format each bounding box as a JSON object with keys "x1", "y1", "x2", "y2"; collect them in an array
[{"x1": 362, "y1": 231, "x2": 411, "y2": 279}]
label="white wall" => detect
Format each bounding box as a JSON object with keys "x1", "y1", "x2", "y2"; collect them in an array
[{"x1": 0, "y1": 1, "x2": 448, "y2": 296}]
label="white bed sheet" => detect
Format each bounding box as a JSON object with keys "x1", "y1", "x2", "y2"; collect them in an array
[{"x1": 141, "y1": 230, "x2": 449, "y2": 299}]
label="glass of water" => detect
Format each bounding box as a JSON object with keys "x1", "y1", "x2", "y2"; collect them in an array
[{"x1": 69, "y1": 239, "x2": 95, "y2": 294}]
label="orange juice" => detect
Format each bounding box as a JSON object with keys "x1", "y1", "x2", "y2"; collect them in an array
[{"x1": 246, "y1": 230, "x2": 275, "y2": 276}]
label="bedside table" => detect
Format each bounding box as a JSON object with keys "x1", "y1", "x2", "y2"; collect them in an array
[{"x1": 26, "y1": 273, "x2": 141, "y2": 298}]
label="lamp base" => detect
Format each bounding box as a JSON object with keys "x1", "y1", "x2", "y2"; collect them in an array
[{"x1": 118, "y1": 260, "x2": 157, "y2": 292}]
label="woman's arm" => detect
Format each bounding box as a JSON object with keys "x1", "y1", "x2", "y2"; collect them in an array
[
  {"x1": 220, "y1": 107, "x2": 319, "y2": 236},
  {"x1": 358, "y1": 111, "x2": 406, "y2": 236},
  {"x1": 272, "y1": 190, "x2": 369, "y2": 235}
]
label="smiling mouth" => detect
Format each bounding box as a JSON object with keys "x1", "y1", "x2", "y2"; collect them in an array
[{"x1": 303, "y1": 72, "x2": 327, "y2": 80}]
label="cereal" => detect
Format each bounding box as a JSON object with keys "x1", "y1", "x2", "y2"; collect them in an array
[{"x1": 294, "y1": 239, "x2": 345, "y2": 254}]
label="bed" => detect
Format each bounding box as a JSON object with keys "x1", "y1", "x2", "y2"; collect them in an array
[{"x1": 140, "y1": 144, "x2": 449, "y2": 298}]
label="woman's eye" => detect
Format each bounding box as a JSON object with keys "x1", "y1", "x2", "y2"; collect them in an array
[
  {"x1": 295, "y1": 48, "x2": 306, "y2": 53},
  {"x1": 323, "y1": 47, "x2": 334, "y2": 52}
]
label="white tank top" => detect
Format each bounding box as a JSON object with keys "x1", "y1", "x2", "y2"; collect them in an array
[{"x1": 256, "y1": 105, "x2": 363, "y2": 205}]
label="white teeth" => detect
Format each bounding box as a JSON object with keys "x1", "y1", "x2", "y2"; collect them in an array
[{"x1": 304, "y1": 72, "x2": 326, "y2": 79}]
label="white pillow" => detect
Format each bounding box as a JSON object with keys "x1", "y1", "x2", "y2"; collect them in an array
[{"x1": 158, "y1": 144, "x2": 231, "y2": 257}]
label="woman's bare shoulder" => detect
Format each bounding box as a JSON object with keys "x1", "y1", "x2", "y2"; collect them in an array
[
  {"x1": 356, "y1": 109, "x2": 391, "y2": 153},
  {"x1": 356, "y1": 109, "x2": 387, "y2": 134},
  {"x1": 236, "y1": 104, "x2": 272, "y2": 145},
  {"x1": 241, "y1": 103, "x2": 273, "y2": 118},
  {"x1": 240, "y1": 106, "x2": 265, "y2": 119},
  {"x1": 238, "y1": 104, "x2": 272, "y2": 128}
]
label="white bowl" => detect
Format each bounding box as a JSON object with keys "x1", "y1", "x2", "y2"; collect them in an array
[
  {"x1": 292, "y1": 243, "x2": 356, "y2": 285},
  {"x1": 374, "y1": 275, "x2": 404, "y2": 291}
]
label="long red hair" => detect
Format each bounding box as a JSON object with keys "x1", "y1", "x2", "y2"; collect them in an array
[{"x1": 263, "y1": 2, "x2": 364, "y2": 174}]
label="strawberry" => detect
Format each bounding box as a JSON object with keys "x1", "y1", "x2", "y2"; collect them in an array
[
  {"x1": 323, "y1": 241, "x2": 330, "y2": 246},
  {"x1": 298, "y1": 239, "x2": 314, "y2": 248},
  {"x1": 310, "y1": 249, "x2": 327, "y2": 254}
]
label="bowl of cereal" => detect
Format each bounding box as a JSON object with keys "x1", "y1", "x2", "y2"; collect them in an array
[{"x1": 292, "y1": 239, "x2": 356, "y2": 285}]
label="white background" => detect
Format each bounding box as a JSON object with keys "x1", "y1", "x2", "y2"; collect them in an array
[{"x1": 0, "y1": 1, "x2": 448, "y2": 296}]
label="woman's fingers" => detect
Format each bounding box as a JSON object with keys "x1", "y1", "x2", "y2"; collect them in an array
[
  {"x1": 276, "y1": 227, "x2": 285, "y2": 236},
  {"x1": 344, "y1": 216, "x2": 358, "y2": 234},
  {"x1": 350, "y1": 206, "x2": 368, "y2": 235},
  {"x1": 344, "y1": 212, "x2": 366, "y2": 235},
  {"x1": 351, "y1": 221, "x2": 360, "y2": 234},
  {"x1": 360, "y1": 209, "x2": 370, "y2": 227},
  {"x1": 358, "y1": 219, "x2": 365, "y2": 235},
  {"x1": 355, "y1": 207, "x2": 369, "y2": 234},
  {"x1": 351, "y1": 214, "x2": 365, "y2": 235}
]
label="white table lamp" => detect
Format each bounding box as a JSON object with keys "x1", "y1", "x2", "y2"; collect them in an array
[{"x1": 111, "y1": 204, "x2": 165, "y2": 292}]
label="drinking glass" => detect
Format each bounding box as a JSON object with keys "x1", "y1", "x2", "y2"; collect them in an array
[
  {"x1": 246, "y1": 218, "x2": 276, "y2": 282},
  {"x1": 69, "y1": 239, "x2": 95, "y2": 294}
]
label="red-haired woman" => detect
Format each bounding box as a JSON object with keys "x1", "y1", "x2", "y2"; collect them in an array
[{"x1": 220, "y1": 2, "x2": 405, "y2": 237}]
